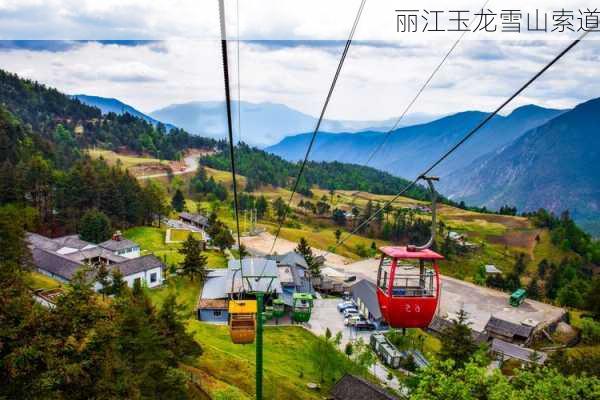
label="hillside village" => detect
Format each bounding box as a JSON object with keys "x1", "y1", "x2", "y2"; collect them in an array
[{"x1": 20, "y1": 168, "x2": 596, "y2": 398}]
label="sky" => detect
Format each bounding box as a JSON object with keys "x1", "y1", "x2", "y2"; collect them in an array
[{"x1": 0, "y1": 0, "x2": 599, "y2": 121}]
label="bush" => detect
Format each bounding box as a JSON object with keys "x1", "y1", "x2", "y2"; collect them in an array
[{"x1": 581, "y1": 318, "x2": 600, "y2": 345}]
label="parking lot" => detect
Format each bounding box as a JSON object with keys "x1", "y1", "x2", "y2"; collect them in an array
[
  {"x1": 337, "y1": 259, "x2": 565, "y2": 332},
  {"x1": 307, "y1": 298, "x2": 375, "y2": 347}
]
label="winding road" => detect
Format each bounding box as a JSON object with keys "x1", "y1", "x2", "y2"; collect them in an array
[{"x1": 136, "y1": 154, "x2": 200, "y2": 180}]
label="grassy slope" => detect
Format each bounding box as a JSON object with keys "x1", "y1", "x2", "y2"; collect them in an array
[
  {"x1": 123, "y1": 226, "x2": 227, "y2": 268},
  {"x1": 187, "y1": 323, "x2": 364, "y2": 400},
  {"x1": 25, "y1": 271, "x2": 64, "y2": 290}
]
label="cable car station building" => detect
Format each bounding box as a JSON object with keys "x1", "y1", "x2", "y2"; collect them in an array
[{"x1": 198, "y1": 256, "x2": 314, "y2": 323}]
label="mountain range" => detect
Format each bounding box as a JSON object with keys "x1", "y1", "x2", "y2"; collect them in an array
[
  {"x1": 267, "y1": 98, "x2": 600, "y2": 234},
  {"x1": 441, "y1": 98, "x2": 600, "y2": 234},
  {"x1": 149, "y1": 100, "x2": 439, "y2": 146},
  {"x1": 266, "y1": 105, "x2": 565, "y2": 179}
]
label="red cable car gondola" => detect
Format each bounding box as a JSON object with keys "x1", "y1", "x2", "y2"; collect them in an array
[
  {"x1": 376, "y1": 246, "x2": 443, "y2": 329},
  {"x1": 376, "y1": 176, "x2": 443, "y2": 329}
]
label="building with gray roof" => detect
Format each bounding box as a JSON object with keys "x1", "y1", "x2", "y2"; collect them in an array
[
  {"x1": 485, "y1": 316, "x2": 534, "y2": 344},
  {"x1": 331, "y1": 374, "x2": 398, "y2": 400},
  {"x1": 350, "y1": 279, "x2": 384, "y2": 327},
  {"x1": 491, "y1": 338, "x2": 547, "y2": 365},
  {"x1": 226, "y1": 258, "x2": 282, "y2": 294},
  {"x1": 179, "y1": 212, "x2": 210, "y2": 229},
  {"x1": 267, "y1": 251, "x2": 313, "y2": 306},
  {"x1": 27, "y1": 232, "x2": 164, "y2": 290}
]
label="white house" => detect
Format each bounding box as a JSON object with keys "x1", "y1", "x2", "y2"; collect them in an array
[
  {"x1": 99, "y1": 232, "x2": 141, "y2": 259},
  {"x1": 27, "y1": 232, "x2": 164, "y2": 289}
]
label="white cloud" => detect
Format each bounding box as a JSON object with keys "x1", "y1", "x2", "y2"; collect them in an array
[
  {"x1": 0, "y1": 37, "x2": 598, "y2": 127},
  {"x1": 0, "y1": 0, "x2": 598, "y2": 41}
]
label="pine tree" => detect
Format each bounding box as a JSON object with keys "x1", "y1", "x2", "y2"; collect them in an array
[
  {"x1": 178, "y1": 234, "x2": 208, "y2": 281},
  {"x1": 295, "y1": 237, "x2": 322, "y2": 278},
  {"x1": 439, "y1": 308, "x2": 477, "y2": 368},
  {"x1": 334, "y1": 229, "x2": 342, "y2": 244},
  {"x1": 171, "y1": 189, "x2": 185, "y2": 212},
  {"x1": 79, "y1": 209, "x2": 112, "y2": 243},
  {"x1": 96, "y1": 263, "x2": 111, "y2": 299},
  {"x1": 158, "y1": 294, "x2": 203, "y2": 362},
  {"x1": 110, "y1": 269, "x2": 127, "y2": 297},
  {"x1": 255, "y1": 195, "x2": 268, "y2": 219}
]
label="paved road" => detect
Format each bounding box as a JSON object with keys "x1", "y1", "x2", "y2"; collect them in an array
[
  {"x1": 241, "y1": 231, "x2": 350, "y2": 268},
  {"x1": 338, "y1": 258, "x2": 565, "y2": 332}
]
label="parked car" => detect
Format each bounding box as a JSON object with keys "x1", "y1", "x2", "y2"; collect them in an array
[
  {"x1": 344, "y1": 315, "x2": 367, "y2": 326},
  {"x1": 343, "y1": 308, "x2": 359, "y2": 318},
  {"x1": 354, "y1": 321, "x2": 376, "y2": 331},
  {"x1": 337, "y1": 301, "x2": 356, "y2": 312}
]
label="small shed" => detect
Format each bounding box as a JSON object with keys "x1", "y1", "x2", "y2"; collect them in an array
[
  {"x1": 484, "y1": 264, "x2": 502, "y2": 275},
  {"x1": 485, "y1": 316, "x2": 534, "y2": 344},
  {"x1": 491, "y1": 338, "x2": 547, "y2": 365},
  {"x1": 179, "y1": 212, "x2": 210, "y2": 230},
  {"x1": 197, "y1": 299, "x2": 229, "y2": 322},
  {"x1": 330, "y1": 374, "x2": 398, "y2": 400}
]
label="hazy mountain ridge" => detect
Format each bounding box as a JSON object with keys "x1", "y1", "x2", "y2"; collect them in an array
[
  {"x1": 150, "y1": 100, "x2": 439, "y2": 146},
  {"x1": 266, "y1": 105, "x2": 565, "y2": 179},
  {"x1": 442, "y1": 98, "x2": 600, "y2": 233}
]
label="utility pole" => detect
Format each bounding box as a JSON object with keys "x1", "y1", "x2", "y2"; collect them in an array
[{"x1": 256, "y1": 292, "x2": 264, "y2": 400}]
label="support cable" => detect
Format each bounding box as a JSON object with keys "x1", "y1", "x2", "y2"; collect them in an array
[
  {"x1": 361, "y1": 0, "x2": 490, "y2": 168},
  {"x1": 267, "y1": 0, "x2": 367, "y2": 258},
  {"x1": 218, "y1": 0, "x2": 244, "y2": 276},
  {"x1": 330, "y1": 31, "x2": 590, "y2": 255}
]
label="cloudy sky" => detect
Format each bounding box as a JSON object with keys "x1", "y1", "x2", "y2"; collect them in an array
[{"x1": 0, "y1": 0, "x2": 598, "y2": 122}]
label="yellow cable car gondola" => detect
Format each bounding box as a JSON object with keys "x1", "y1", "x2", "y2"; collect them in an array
[{"x1": 228, "y1": 299, "x2": 258, "y2": 344}]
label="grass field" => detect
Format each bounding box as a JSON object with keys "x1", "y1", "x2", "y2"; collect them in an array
[
  {"x1": 187, "y1": 323, "x2": 368, "y2": 400},
  {"x1": 170, "y1": 228, "x2": 204, "y2": 242},
  {"x1": 124, "y1": 226, "x2": 227, "y2": 268},
  {"x1": 146, "y1": 275, "x2": 201, "y2": 317}
]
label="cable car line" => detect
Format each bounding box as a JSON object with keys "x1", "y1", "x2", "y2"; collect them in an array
[
  {"x1": 236, "y1": 0, "x2": 242, "y2": 145},
  {"x1": 361, "y1": 0, "x2": 490, "y2": 169},
  {"x1": 218, "y1": 0, "x2": 243, "y2": 272},
  {"x1": 266, "y1": 0, "x2": 367, "y2": 260},
  {"x1": 330, "y1": 30, "x2": 589, "y2": 255}
]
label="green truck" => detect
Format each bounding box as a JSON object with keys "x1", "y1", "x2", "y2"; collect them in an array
[{"x1": 509, "y1": 289, "x2": 527, "y2": 307}]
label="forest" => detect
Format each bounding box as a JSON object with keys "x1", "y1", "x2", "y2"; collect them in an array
[
  {"x1": 0, "y1": 69, "x2": 219, "y2": 160},
  {"x1": 200, "y1": 143, "x2": 434, "y2": 200},
  {"x1": 0, "y1": 205, "x2": 201, "y2": 398}
]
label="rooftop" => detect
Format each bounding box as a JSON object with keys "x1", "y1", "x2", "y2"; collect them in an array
[
  {"x1": 331, "y1": 374, "x2": 398, "y2": 400},
  {"x1": 485, "y1": 316, "x2": 534, "y2": 339},
  {"x1": 98, "y1": 237, "x2": 139, "y2": 251},
  {"x1": 485, "y1": 264, "x2": 502, "y2": 274},
  {"x1": 491, "y1": 338, "x2": 547, "y2": 364},
  {"x1": 350, "y1": 279, "x2": 382, "y2": 320},
  {"x1": 226, "y1": 258, "x2": 282, "y2": 294},
  {"x1": 179, "y1": 211, "x2": 209, "y2": 226},
  {"x1": 379, "y1": 246, "x2": 444, "y2": 260},
  {"x1": 198, "y1": 299, "x2": 228, "y2": 310},
  {"x1": 31, "y1": 248, "x2": 83, "y2": 280},
  {"x1": 113, "y1": 255, "x2": 164, "y2": 276},
  {"x1": 201, "y1": 271, "x2": 229, "y2": 300}
]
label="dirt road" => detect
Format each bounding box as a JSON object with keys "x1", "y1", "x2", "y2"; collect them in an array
[
  {"x1": 240, "y1": 231, "x2": 350, "y2": 268},
  {"x1": 137, "y1": 153, "x2": 199, "y2": 180}
]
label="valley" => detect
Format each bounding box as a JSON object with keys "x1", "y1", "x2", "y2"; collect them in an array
[{"x1": 1, "y1": 65, "x2": 599, "y2": 400}]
